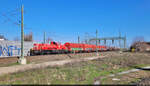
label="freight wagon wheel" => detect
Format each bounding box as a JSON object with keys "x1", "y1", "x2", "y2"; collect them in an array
[
  {"x1": 61, "y1": 50, "x2": 65, "y2": 54},
  {"x1": 58, "y1": 50, "x2": 61, "y2": 54},
  {"x1": 64, "y1": 50, "x2": 68, "y2": 54}
]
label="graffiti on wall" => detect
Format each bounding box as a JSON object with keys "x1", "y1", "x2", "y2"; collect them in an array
[{"x1": 0, "y1": 45, "x2": 21, "y2": 56}]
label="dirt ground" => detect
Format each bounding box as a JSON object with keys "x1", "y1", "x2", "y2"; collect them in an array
[
  {"x1": 0, "y1": 52, "x2": 99, "y2": 67},
  {"x1": 0, "y1": 51, "x2": 116, "y2": 67}
]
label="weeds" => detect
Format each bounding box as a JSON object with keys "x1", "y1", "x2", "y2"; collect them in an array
[{"x1": 0, "y1": 52, "x2": 149, "y2": 84}]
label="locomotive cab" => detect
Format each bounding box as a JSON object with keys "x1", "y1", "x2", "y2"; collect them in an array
[{"x1": 51, "y1": 41, "x2": 59, "y2": 45}]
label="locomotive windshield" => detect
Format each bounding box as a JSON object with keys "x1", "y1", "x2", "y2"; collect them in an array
[{"x1": 51, "y1": 41, "x2": 58, "y2": 45}]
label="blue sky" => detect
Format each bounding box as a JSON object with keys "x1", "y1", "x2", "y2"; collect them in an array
[{"x1": 0, "y1": 0, "x2": 150, "y2": 47}]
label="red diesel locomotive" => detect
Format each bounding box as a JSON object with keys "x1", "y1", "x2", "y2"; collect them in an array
[{"x1": 30, "y1": 41, "x2": 107, "y2": 55}]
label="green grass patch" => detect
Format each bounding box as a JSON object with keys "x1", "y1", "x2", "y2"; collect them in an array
[{"x1": 0, "y1": 61, "x2": 136, "y2": 84}]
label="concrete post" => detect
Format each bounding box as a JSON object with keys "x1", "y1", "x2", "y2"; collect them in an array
[{"x1": 18, "y1": 5, "x2": 26, "y2": 64}]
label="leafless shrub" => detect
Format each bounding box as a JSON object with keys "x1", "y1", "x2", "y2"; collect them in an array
[
  {"x1": 46, "y1": 37, "x2": 53, "y2": 43},
  {"x1": 132, "y1": 36, "x2": 145, "y2": 45},
  {"x1": 130, "y1": 36, "x2": 150, "y2": 52},
  {"x1": 13, "y1": 36, "x2": 20, "y2": 41},
  {"x1": 24, "y1": 32, "x2": 33, "y2": 41},
  {"x1": 0, "y1": 34, "x2": 7, "y2": 40}
]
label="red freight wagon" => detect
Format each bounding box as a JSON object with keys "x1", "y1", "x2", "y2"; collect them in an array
[
  {"x1": 99, "y1": 46, "x2": 107, "y2": 51},
  {"x1": 83, "y1": 44, "x2": 95, "y2": 52}
]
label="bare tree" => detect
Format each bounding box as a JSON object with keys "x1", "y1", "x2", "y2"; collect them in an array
[
  {"x1": 24, "y1": 32, "x2": 33, "y2": 41},
  {"x1": 130, "y1": 36, "x2": 146, "y2": 52},
  {"x1": 46, "y1": 37, "x2": 53, "y2": 43},
  {"x1": 14, "y1": 36, "x2": 20, "y2": 41},
  {"x1": 0, "y1": 34, "x2": 7, "y2": 40},
  {"x1": 132, "y1": 36, "x2": 145, "y2": 45}
]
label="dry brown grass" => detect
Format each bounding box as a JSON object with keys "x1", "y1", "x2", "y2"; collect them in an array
[{"x1": 0, "y1": 51, "x2": 150, "y2": 84}]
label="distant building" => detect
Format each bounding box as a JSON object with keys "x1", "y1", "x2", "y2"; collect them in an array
[{"x1": 130, "y1": 42, "x2": 150, "y2": 52}]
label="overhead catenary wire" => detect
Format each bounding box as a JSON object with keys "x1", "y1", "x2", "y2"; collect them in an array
[{"x1": 0, "y1": 0, "x2": 33, "y2": 40}]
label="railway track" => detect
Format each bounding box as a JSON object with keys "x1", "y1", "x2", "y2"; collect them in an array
[{"x1": 0, "y1": 52, "x2": 108, "y2": 67}]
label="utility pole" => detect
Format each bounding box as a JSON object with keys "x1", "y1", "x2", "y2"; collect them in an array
[
  {"x1": 119, "y1": 30, "x2": 123, "y2": 53},
  {"x1": 78, "y1": 36, "x2": 80, "y2": 43},
  {"x1": 21, "y1": 5, "x2": 24, "y2": 59},
  {"x1": 18, "y1": 4, "x2": 26, "y2": 64},
  {"x1": 44, "y1": 32, "x2": 46, "y2": 43},
  {"x1": 119, "y1": 30, "x2": 121, "y2": 48},
  {"x1": 124, "y1": 35, "x2": 126, "y2": 49},
  {"x1": 96, "y1": 29, "x2": 99, "y2": 56}
]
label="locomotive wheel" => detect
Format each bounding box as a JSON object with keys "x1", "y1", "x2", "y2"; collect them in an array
[{"x1": 40, "y1": 51, "x2": 44, "y2": 55}]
